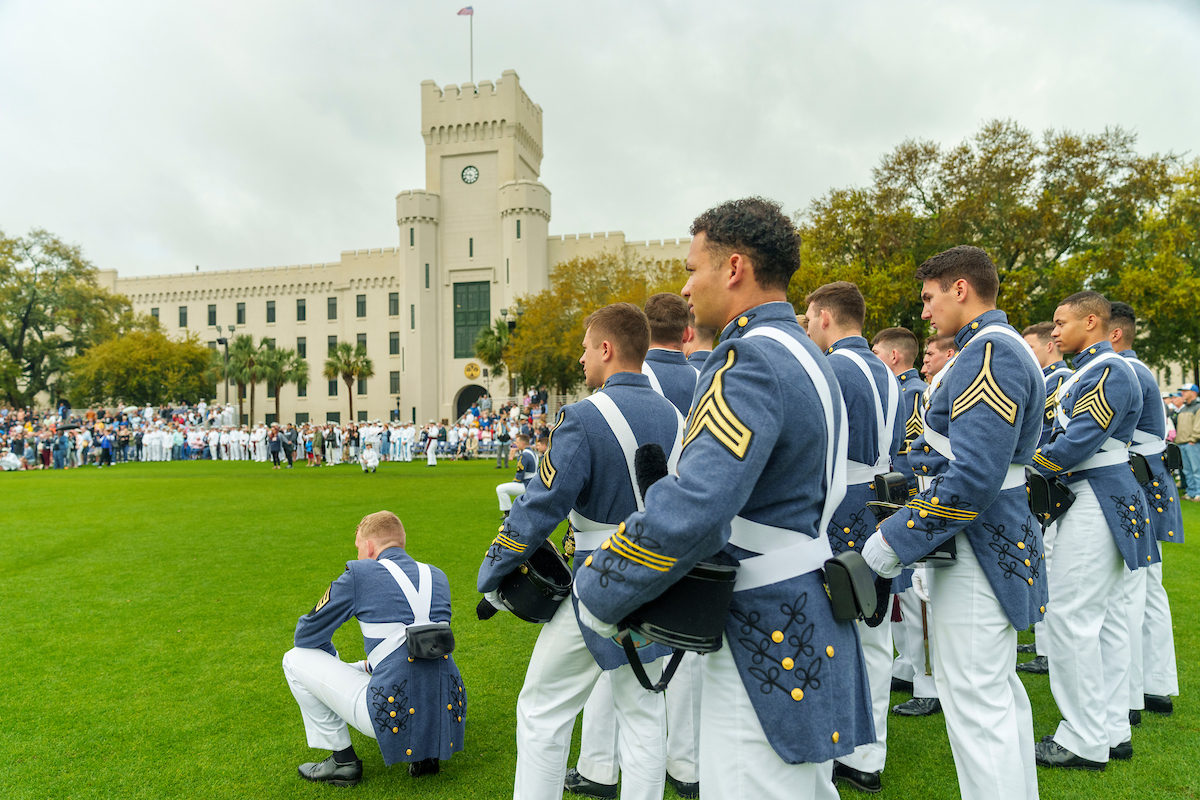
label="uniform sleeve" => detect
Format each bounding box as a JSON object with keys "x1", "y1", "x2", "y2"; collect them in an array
[
  {"x1": 1033, "y1": 365, "x2": 1140, "y2": 476},
  {"x1": 294, "y1": 565, "x2": 357, "y2": 657},
  {"x1": 476, "y1": 407, "x2": 592, "y2": 593},
  {"x1": 574, "y1": 342, "x2": 784, "y2": 623},
  {"x1": 880, "y1": 339, "x2": 1036, "y2": 565}
]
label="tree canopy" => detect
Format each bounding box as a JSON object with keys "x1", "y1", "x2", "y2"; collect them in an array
[
  {"x1": 323, "y1": 341, "x2": 374, "y2": 422},
  {"x1": 67, "y1": 330, "x2": 214, "y2": 407}
]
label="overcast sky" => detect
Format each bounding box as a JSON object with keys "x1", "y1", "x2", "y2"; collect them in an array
[{"x1": 2, "y1": 0, "x2": 1197, "y2": 278}]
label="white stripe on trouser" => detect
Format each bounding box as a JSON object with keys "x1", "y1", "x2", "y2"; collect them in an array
[
  {"x1": 282, "y1": 647, "x2": 376, "y2": 751},
  {"x1": 891, "y1": 587, "x2": 938, "y2": 698},
  {"x1": 699, "y1": 641, "x2": 838, "y2": 800},
  {"x1": 1142, "y1": 552, "x2": 1179, "y2": 696},
  {"x1": 928, "y1": 532, "x2": 1037, "y2": 800},
  {"x1": 836, "y1": 618, "x2": 891, "y2": 774},
  {"x1": 514, "y1": 601, "x2": 665, "y2": 800},
  {"x1": 1124, "y1": 564, "x2": 1149, "y2": 710},
  {"x1": 496, "y1": 482, "x2": 526, "y2": 511},
  {"x1": 1043, "y1": 479, "x2": 1131, "y2": 761}
]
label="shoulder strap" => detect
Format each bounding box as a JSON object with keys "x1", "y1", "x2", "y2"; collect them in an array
[
  {"x1": 641, "y1": 361, "x2": 665, "y2": 396},
  {"x1": 830, "y1": 349, "x2": 898, "y2": 467},
  {"x1": 378, "y1": 559, "x2": 433, "y2": 625},
  {"x1": 583, "y1": 392, "x2": 646, "y2": 511},
  {"x1": 1056, "y1": 351, "x2": 1125, "y2": 429}
]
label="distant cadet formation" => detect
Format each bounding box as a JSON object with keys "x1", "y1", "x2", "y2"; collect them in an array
[{"x1": 280, "y1": 198, "x2": 1184, "y2": 800}]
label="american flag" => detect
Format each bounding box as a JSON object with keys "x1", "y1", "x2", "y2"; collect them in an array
[{"x1": 457, "y1": 6, "x2": 473, "y2": 15}]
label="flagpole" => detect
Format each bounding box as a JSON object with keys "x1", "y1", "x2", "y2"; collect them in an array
[{"x1": 470, "y1": 13, "x2": 474, "y2": 84}]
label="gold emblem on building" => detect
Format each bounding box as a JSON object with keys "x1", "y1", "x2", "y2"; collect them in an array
[{"x1": 464, "y1": 363, "x2": 481, "y2": 379}]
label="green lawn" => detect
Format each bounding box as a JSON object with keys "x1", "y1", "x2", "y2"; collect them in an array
[{"x1": 2, "y1": 460, "x2": 1197, "y2": 799}]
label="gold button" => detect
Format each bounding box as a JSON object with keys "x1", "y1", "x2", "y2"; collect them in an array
[
  {"x1": 1156, "y1": 494, "x2": 1162, "y2": 499},
  {"x1": 390, "y1": 710, "x2": 397, "y2": 717},
  {"x1": 1169, "y1": 531, "x2": 1175, "y2": 536},
  {"x1": 906, "y1": 520, "x2": 915, "y2": 528},
  {"x1": 738, "y1": 316, "x2": 749, "y2": 327},
  {"x1": 791, "y1": 688, "x2": 804, "y2": 701},
  {"x1": 782, "y1": 657, "x2": 795, "y2": 670},
  {"x1": 618, "y1": 522, "x2": 626, "y2": 534},
  {"x1": 1027, "y1": 578, "x2": 1033, "y2": 585},
  {"x1": 1134, "y1": 533, "x2": 1139, "y2": 538},
  {"x1": 406, "y1": 748, "x2": 412, "y2": 755},
  {"x1": 1129, "y1": 505, "x2": 1136, "y2": 512},
  {"x1": 444, "y1": 654, "x2": 449, "y2": 659},
  {"x1": 771, "y1": 630, "x2": 784, "y2": 643},
  {"x1": 1158, "y1": 508, "x2": 1163, "y2": 513},
  {"x1": 832, "y1": 731, "x2": 840, "y2": 743},
  {"x1": 1025, "y1": 559, "x2": 1031, "y2": 566},
  {"x1": 458, "y1": 715, "x2": 462, "y2": 722},
  {"x1": 931, "y1": 497, "x2": 939, "y2": 505},
  {"x1": 924, "y1": 446, "x2": 929, "y2": 453},
  {"x1": 1145, "y1": 518, "x2": 1150, "y2": 524},
  {"x1": 1153, "y1": 482, "x2": 1159, "y2": 487},
  {"x1": 843, "y1": 527, "x2": 851, "y2": 533},
  {"x1": 584, "y1": 555, "x2": 593, "y2": 566},
  {"x1": 1040, "y1": 606, "x2": 1046, "y2": 613},
  {"x1": 409, "y1": 708, "x2": 415, "y2": 714},
  {"x1": 1089, "y1": 347, "x2": 1096, "y2": 354},
  {"x1": 827, "y1": 645, "x2": 835, "y2": 657},
  {"x1": 971, "y1": 322, "x2": 979, "y2": 330},
  {"x1": 498, "y1": 525, "x2": 504, "y2": 532},
  {"x1": 847, "y1": 541, "x2": 855, "y2": 548},
  {"x1": 448, "y1": 704, "x2": 453, "y2": 710},
  {"x1": 919, "y1": 510, "x2": 929, "y2": 518},
  {"x1": 601, "y1": 539, "x2": 611, "y2": 550},
  {"x1": 408, "y1": 657, "x2": 414, "y2": 662},
  {"x1": 1147, "y1": 556, "x2": 1152, "y2": 562},
  {"x1": 922, "y1": 466, "x2": 928, "y2": 473},
  {"x1": 388, "y1": 696, "x2": 394, "y2": 703},
  {"x1": 1017, "y1": 542, "x2": 1025, "y2": 550},
  {"x1": 393, "y1": 727, "x2": 399, "y2": 734}
]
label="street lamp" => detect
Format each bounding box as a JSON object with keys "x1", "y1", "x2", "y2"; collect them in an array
[
  {"x1": 394, "y1": 394, "x2": 401, "y2": 422},
  {"x1": 215, "y1": 325, "x2": 235, "y2": 406}
]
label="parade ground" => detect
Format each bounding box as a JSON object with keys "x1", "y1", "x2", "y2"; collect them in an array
[{"x1": 4, "y1": 460, "x2": 1197, "y2": 799}]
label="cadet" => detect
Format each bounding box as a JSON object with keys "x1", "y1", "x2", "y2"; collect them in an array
[
  {"x1": 641, "y1": 292, "x2": 702, "y2": 411},
  {"x1": 477, "y1": 302, "x2": 684, "y2": 800},
  {"x1": 1109, "y1": 302, "x2": 1182, "y2": 718},
  {"x1": 1031, "y1": 291, "x2": 1155, "y2": 770},
  {"x1": 920, "y1": 333, "x2": 957, "y2": 382},
  {"x1": 862, "y1": 245, "x2": 1045, "y2": 800},
  {"x1": 804, "y1": 281, "x2": 903, "y2": 793},
  {"x1": 495, "y1": 433, "x2": 537, "y2": 515},
  {"x1": 871, "y1": 326, "x2": 941, "y2": 718},
  {"x1": 576, "y1": 198, "x2": 873, "y2": 800},
  {"x1": 682, "y1": 311, "x2": 716, "y2": 368},
  {"x1": 282, "y1": 511, "x2": 465, "y2": 786}
]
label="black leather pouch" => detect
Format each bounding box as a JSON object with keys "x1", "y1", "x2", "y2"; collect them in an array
[
  {"x1": 406, "y1": 624, "x2": 455, "y2": 659},
  {"x1": 824, "y1": 550, "x2": 878, "y2": 622},
  {"x1": 1129, "y1": 452, "x2": 1153, "y2": 484},
  {"x1": 1165, "y1": 443, "x2": 1183, "y2": 471}
]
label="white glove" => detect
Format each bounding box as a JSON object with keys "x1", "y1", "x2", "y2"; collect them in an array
[
  {"x1": 911, "y1": 565, "x2": 930, "y2": 604},
  {"x1": 573, "y1": 586, "x2": 619, "y2": 637},
  {"x1": 484, "y1": 590, "x2": 506, "y2": 612},
  {"x1": 861, "y1": 532, "x2": 903, "y2": 579}
]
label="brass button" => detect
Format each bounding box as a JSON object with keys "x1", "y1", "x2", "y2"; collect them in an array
[
  {"x1": 919, "y1": 510, "x2": 929, "y2": 518},
  {"x1": 408, "y1": 657, "x2": 414, "y2": 662},
  {"x1": 1147, "y1": 555, "x2": 1152, "y2": 562},
  {"x1": 409, "y1": 708, "x2": 415, "y2": 714},
  {"x1": 847, "y1": 541, "x2": 855, "y2": 548},
  {"x1": 601, "y1": 539, "x2": 611, "y2": 550},
  {"x1": 922, "y1": 466, "x2": 928, "y2": 473},
  {"x1": 1129, "y1": 505, "x2": 1136, "y2": 512},
  {"x1": 827, "y1": 645, "x2": 835, "y2": 657},
  {"x1": 771, "y1": 630, "x2": 784, "y2": 643},
  {"x1": 1017, "y1": 542, "x2": 1025, "y2": 550},
  {"x1": 1153, "y1": 481, "x2": 1159, "y2": 487},
  {"x1": 1040, "y1": 606, "x2": 1046, "y2": 613},
  {"x1": 1027, "y1": 578, "x2": 1034, "y2": 585},
  {"x1": 406, "y1": 748, "x2": 412, "y2": 755},
  {"x1": 1025, "y1": 559, "x2": 1031, "y2": 566},
  {"x1": 1089, "y1": 347, "x2": 1096, "y2": 354},
  {"x1": 448, "y1": 704, "x2": 453, "y2": 710},
  {"x1": 458, "y1": 715, "x2": 462, "y2": 722},
  {"x1": 444, "y1": 654, "x2": 449, "y2": 659},
  {"x1": 843, "y1": 527, "x2": 851, "y2": 534},
  {"x1": 584, "y1": 555, "x2": 593, "y2": 566},
  {"x1": 390, "y1": 710, "x2": 397, "y2": 718},
  {"x1": 791, "y1": 688, "x2": 804, "y2": 701},
  {"x1": 931, "y1": 497, "x2": 940, "y2": 505},
  {"x1": 1134, "y1": 533, "x2": 1139, "y2": 539},
  {"x1": 393, "y1": 727, "x2": 399, "y2": 734},
  {"x1": 618, "y1": 522, "x2": 626, "y2": 534},
  {"x1": 1156, "y1": 494, "x2": 1161, "y2": 499},
  {"x1": 738, "y1": 316, "x2": 749, "y2": 327},
  {"x1": 1169, "y1": 531, "x2": 1175, "y2": 536},
  {"x1": 924, "y1": 446, "x2": 929, "y2": 453},
  {"x1": 388, "y1": 696, "x2": 395, "y2": 703},
  {"x1": 971, "y1": 322, "x2": 979, "y2": 330},
  {"x1": 832, "y1": 731, "x2": 840, "y2": 743},
  {"x1": 782, "y1": 657, "x2": 795, "y2": 670},
  {"x1": 906, "y1": 520, "x2": 915, "y2": 528}
]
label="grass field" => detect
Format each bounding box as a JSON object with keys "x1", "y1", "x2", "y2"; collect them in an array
[{"x1": 3, "y1": 459, "x2": 1197, "y2": 799}]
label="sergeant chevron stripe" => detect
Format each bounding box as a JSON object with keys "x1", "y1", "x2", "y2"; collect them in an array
[
  {"x1": 909, "y1": 498, "x2": 978, "y2": 521},
  {"x1": 951, "y1": 341, "x2": 1018, "y2": 425},
  {"x1": 607, "y1": 530, "x2": 676, "y2": 572},
  {"x1": 905, "y1": 394, "x2": 923, "y2": 442},
  {"x1": 1033, "y1": 453, "x2": 1063, "y2": 472},
  {"x1": 494, "y1": 533, "x2": 527, "y2": 553},
  {"x1": 538, "y1": 409, "x2": 563, "y2": 488},
  {"x1": 1072, "y1": 368, "x2": 1114, "y2": 429},
  {"x1": 1044, "y1": 378, "x2": 1064, "y2": 421},
  {"x1": 682, "y1": 348, "x2": 753, "y2": 459}
]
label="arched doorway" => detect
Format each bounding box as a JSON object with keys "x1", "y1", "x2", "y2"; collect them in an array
[{"x1": 455, "y1": 384, "x2": 487, "y2": 419}]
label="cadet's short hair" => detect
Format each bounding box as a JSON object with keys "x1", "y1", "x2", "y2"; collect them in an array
[
  {"x1": 1059, "y1": 291, "x2": 1111, "y2": 325},
  {"x1": 925, "y1": 333, "x2": 955, "y2": 351},
  {"x1": 1110, "y1": 301, "x2": 1136, "y2": 342},
  {"x1": 690, "y1": 197, "x2": 800, "y2": 292},
  {"x1": 513, "y1": 433, "x2": 530, "y2": 446},
  {"x1": 644, "y1": 293, "x2": 689, "y2": 345},
  {"x1": 687, "y1": 311, "x2": 719, "y2": 345},
  {"x1": 872, "y1": 327, "x2": 919, "y2": 362},
  {"x1": 358, "y1": 510, "x2": 406, "y2": 546},
  {"x1": 584, "y1": 302, "x2": 651, "y2": 364},
  {"x1": 1022, "y1": 321, "x2": 1056, "y2": 344},
  {"x1": 805, "y1": 281, "x2": 866, "y2": 329},
  {"x1": 914, "y1": 246, "x2": 1000, "y2": 304}
]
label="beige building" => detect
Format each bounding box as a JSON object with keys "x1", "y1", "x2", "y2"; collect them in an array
[{"x1": 103, "y1": 71, "x2": 689, "y2": 425}]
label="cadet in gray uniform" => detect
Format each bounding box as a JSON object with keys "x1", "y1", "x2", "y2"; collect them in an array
[
  {"x1": 477, "y1": 303, "x2": 685, "y2": 800},
  {"x1": 1031, "y1": 291, "x2": 1155, "y2": 770},
  {"x1": 863, "y1": 246, "x2": 1045, "y2": 800},
  {"x1": 576, "y1": 198, "x2": 873, "y2": 800},
  {"x1": 282, "y1": 511, "x2": 465, "y2": 786},
  {"x1": 682, "y1": 311, "x2": 716, "y2": 369}
]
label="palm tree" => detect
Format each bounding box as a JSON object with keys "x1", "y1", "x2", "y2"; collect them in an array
[
  {"x1": 475, "y1": 317, "x2": 511, "y2": 395},
  {"x1": 227, "y1": 335, "x2": 268, "y2": 424},
  {"x1": 260, "y1": 346, "x2": 310, "y2": 424},
  {"x1": 323, "y1": 341, "x2": 374, "y2": 422}
]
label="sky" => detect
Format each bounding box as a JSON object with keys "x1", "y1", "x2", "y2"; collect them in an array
[{"x1": 2, "y1": 0, "x2": 1198, "y2": 278}]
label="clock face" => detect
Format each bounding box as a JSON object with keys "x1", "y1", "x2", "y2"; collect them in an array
[{"x1": 461, "y1": 165, "x2": 479, "y2": 184}]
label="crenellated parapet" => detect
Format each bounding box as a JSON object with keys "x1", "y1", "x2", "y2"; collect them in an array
[
  {"x1": 396, "y1": 189, "x2": 441, "y2": 225},
  {"x1": 498, "y1": 180, "x2": 551, "y2": 221}
]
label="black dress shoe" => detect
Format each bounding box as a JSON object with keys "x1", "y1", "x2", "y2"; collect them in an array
[
  {"x1": 408, "y1": 757, "x2": 440, "y2": 777},
  {"x1": 833, "y1": 761, "x2": 882, "y2": 793},
  {"x1": 892, "y1": 697, "x2": 942, "y2": 716},
  {"x1": 298, "y1": 755, "x2": 363, "y2": 787},
  {"x1": 890, "y1": 677, "x2": 914, "y2": 695},
  {"x1": 1109, "y1": 740, "x2": 1132, "y2": 761},
  {"x1": 666, "y1": 772, "x2": 699, "y2": 798},
  {"x1": 1130, "y1": 709, "x2": 1142, "y2": 727},
  {"x1": 1034, "y1": 740, "x2": 1105, "y2": 771},
  {"x1": 1016, "y1": 642, "x2": 1037, "y2": 654},
  {"x1": 1144, "y1": 694, "x2": 1174, "y2": 715},
  {"x1": 1016, "y1": 655, "x2": 1049, "y2": 675},
  {"x1": 564, "y1": 767, "x2": 618, "y2": 799}
]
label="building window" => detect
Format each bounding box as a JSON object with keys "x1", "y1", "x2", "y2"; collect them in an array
[
  {"x1": 389, "y1": 331, "x2": 399, "y2": 355},
  {"x1": 357, "y1": 377, "x2": 367, "y2": 395},
  {"x1": 267, "y1": 381, "x2": 276, "y2": 399},
  {"x1": 296, "y1": 337, "x2": 306, "y2": 359},
  {"x1": 506, "y1": 258, "x2": 510, "y2": 284},
  {"x1": 296, "y1": 412, "x2": 309, "y2": 424},
  {"x1": 328, "y1": 379, "x2": 338, "y2": 396},
  {"x1": 327, "y1": 411, "x2": 340, "y2": 423},
  {"x1": 266, "y1": 300, "x2": 275, "y2": 323},
  {"x1": 389, "y1": 292, "x2": 399, "y2": 315},
  {"x1": 207, "y1": 341, "x2": 217, "y2": 350},
  {"x1": 265, "y1": 413, "x2": 277, "y2": 425},
  {"x1": 207, "y1": 304, "x2": 216, "y2": 326},
  {"x1": 297, "y1": 298, "x2": 306, "y2": 321},
  {"x1": 237, "y1": 302, "x2": 246, "y2": 325},
  {"x1": 390, "y1": 371, "x2": 400, "y2": 394},
  {"x1": 264, "y1": 338, "x2": 275, "y2": 350},
  {"x1": 328, "y1": 297, "x2": 337, "y2": 320},
  {"x1": 410, "y1": 304, "x2": 415, "y2": 330},
  {"x1": 356, "y1": 294, "x2": 366, "y2": 318},
  {"x1": 469, "y1": 237, "x2": 474, "y2": 258},
  {"x1": 402, "y1": 347, "x2": 405, "y2": 372},
  {"x1": 357, "y1": 332, "x2": 367, "y2": 353},
  {"x1": 150, "y1": 307, "x2": 159, "y2": 320},
  {"x1": 297, "y1": 381, "x2": 307, "y2": 397},
  {"x1": 409, "y1": 227, "x2": 414, "y2": 246},
  {"x1": 358, "y1": 410, "x2": 368, "y2": 422},
  {"x1": 425, "y1": 263, "x2": 429, "y2": 289},
  {"x1": 516, "y1": 219, "x2": 521, "y2": 239},
  {"x1": 453, "y1": 281, "x2": 489, "y2": 358},
  {"x1": 328, "y1": 335, "x2": 337, "y2": 355},
  {"x1": 179, "y1": 306, "x2": 188, "y2": 328}
]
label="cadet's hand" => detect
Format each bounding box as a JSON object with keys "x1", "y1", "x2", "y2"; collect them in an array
[
  {"x1": 862, "y1": 532, "x2": 903, "y2": 578},
  {"x1": 911, "y1": 566, "x2": 930, "y2": 604},
  {"x1": 476, "y1": 591, "x2": 506, "y2": 621}
]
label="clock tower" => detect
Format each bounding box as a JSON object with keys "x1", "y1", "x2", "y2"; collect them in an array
[{"x1": 397, "y1": 70, "x2": 551, "y2": 424}]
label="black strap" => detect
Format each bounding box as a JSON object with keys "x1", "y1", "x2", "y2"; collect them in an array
[{"x1": 622, "y1": 639, "x2": 686, "y2": 693}]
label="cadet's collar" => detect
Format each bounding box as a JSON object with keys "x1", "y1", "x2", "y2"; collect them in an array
[
  {"x1": 377, "y1": 546, "x2": 408, "y2": 562},
  {"x1": 1072, "y1": 339, "x2": 1115, "y2": 367},
  {"x1": 899, "y1": 368, "x2": 920, "y2": 383},
  {"x1": 953, "y1": 309, "x2": 1009, "y2": 349},
  {"x1": 1043, "y1": 360, "x2": 1068, "y2": 376},
  {"x1": 719, "y1": 301, "x2": 799, "y2": 342},
  {"x1": 1120, "y1": 348, "x2": 1137, "y2": 359},
  {"x1": 825, "y1": 335, "x2": 869, "y2": 356},
  {"x1": 645, "y1": 347, "x2": 687, "y2": 365},
  {"x1": 601, "y1": 371, "x2": 652, "y2": 390}
]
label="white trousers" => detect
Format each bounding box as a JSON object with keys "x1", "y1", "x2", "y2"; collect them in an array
[
  {"x1": 1044, "y1": 481, "x2": 1131, "y2": 760},
  {"x1": 836, "y1": 618, "x2": 891, "y2": 774},
  {"x1": 698, "y1": 640, "x2": 838, "y2": 800},
  {"x1": 892, "y1": 588, "x2": 938, "y2": 698},
  {"x1": 1124, "y1": 565, "x2": 1148, "y2": 710},
  {"x1": 514, "y1": 601, "x2": 665, "y2": 800},
  {"x1": 929, "y1": 532, "x2": 1037, "y2": 800},
  {"x1": 426, "y1": 440, "x2": 437, "y2": 466},
  {"x1": 497, "y1": 482, "x2": 526, "y2": 512},
  {"x1": 282, "y1": 647, "x2": 375, "y2": 751},
  {"x1": 1033, "y1": 521, "x2": 1057, "y2": 656},
  {"x1": 1143, "y1": 554, "x2": 1179, "y2": 696}
]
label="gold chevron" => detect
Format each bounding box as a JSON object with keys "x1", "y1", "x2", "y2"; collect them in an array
[
  {"x1": 682, "y1": 349, "x2": 753, "y2": 459},
  {"x1": 607, "y1": 531, "x2": 677, "y2": 572},
  {"x1": 1033, "y1": 453, "x2": 1063, "y2": 472},
  {"x1": 1044, "y1": 376, "x2": 1065, "y2": 422},
  {"x1": 538, "y1": 409, "x2": 564, "y2": 488},
  {"x1": 1072, "y1": 368, "x2": 1115, "y2": 429},
  {"x1": 909, "y1": 498, "x2": 978, "y2": 521},
  {"x1": 951, "y1": 341, "x2": 1018, "y2": 425},
  {"x1": 905, "y1": 393, "x2": 924, "y2": 443},
  {"x1": 494, "y1": 533, "x2": 527, "y2": 553},
  {"x1": 314, "y1": 583, "x2": 332, "y2": 613}
]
